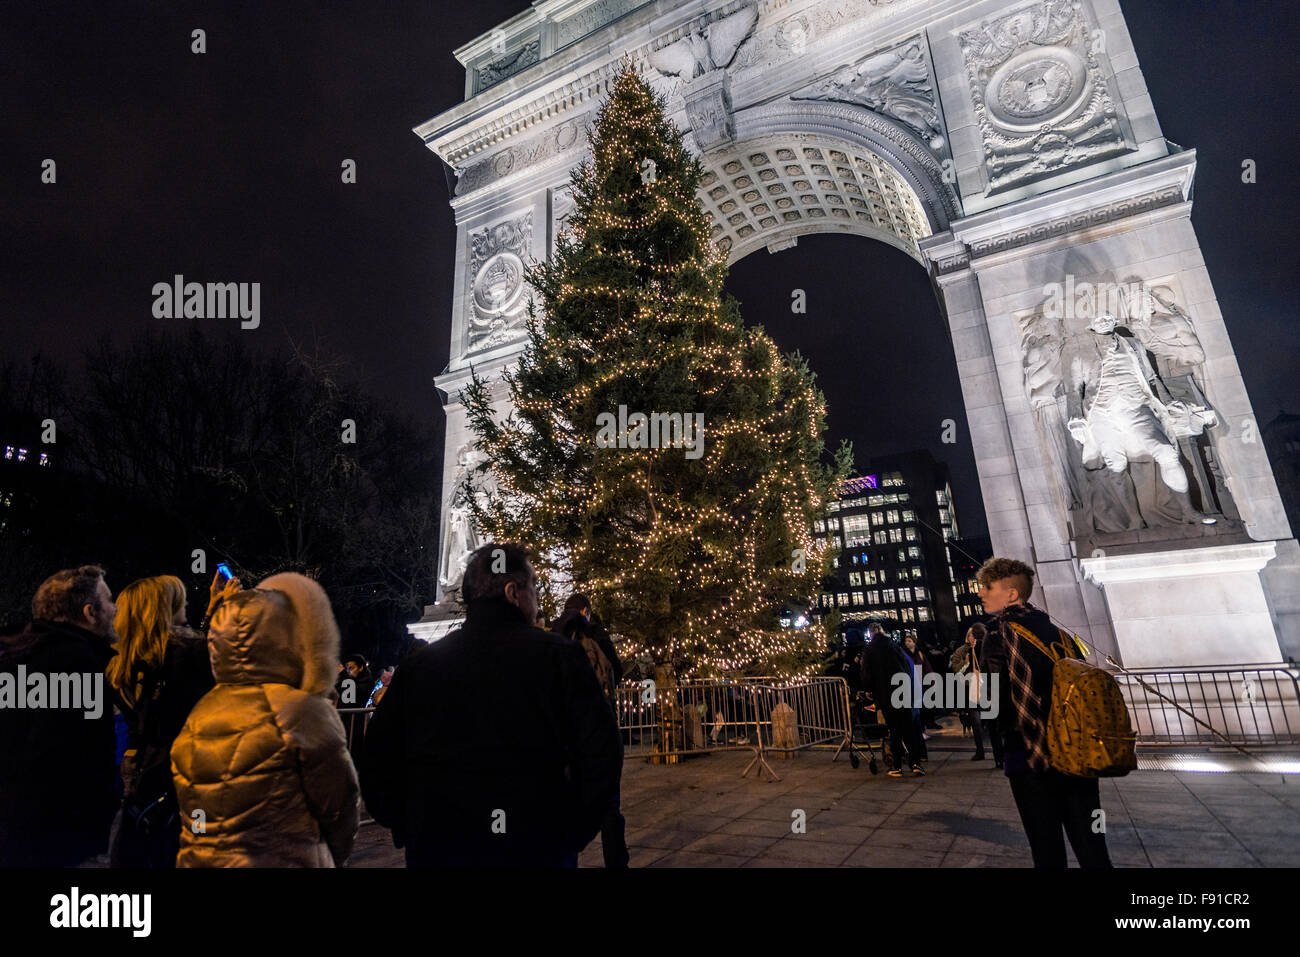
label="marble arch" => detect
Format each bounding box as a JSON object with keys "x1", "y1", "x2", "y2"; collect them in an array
[{"x1": 413, "y1": 0, "x2": 1299, "y2": 666}]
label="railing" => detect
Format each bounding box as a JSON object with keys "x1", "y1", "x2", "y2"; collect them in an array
[
  {"x1": 613, "y1": 675, "x2": 858, "y2": 780},
  {"x1": 1112, "y1": 663, "x2": 1300, "y2": 748},
  {"x1": 341, "y1": 662, "x2": 1300, "y2": 804}
]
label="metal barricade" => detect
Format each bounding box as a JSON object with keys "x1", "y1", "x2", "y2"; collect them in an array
[
  {"x1": 1114, "y1": 663, "x2": 1300, "y2": 748},
  {"x1": 612, "y1": 675, "x2": 857, "y2": 781}
]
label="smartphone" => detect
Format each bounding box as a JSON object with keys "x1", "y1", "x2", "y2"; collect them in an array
[{"x1": 215, "y1": 562, "x2": 233, "y2": 584}]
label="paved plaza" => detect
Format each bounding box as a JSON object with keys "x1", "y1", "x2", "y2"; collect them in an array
[{"x1": 347, "y1": 730, "x2": 1300, "y2": 868}]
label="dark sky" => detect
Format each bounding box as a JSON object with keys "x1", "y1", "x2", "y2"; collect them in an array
[{"x1": 6, "y1": 1, "x2": 1298, "y2": 541}]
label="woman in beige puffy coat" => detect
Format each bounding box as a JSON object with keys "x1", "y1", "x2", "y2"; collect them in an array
[{"x1": 170, "y1": 573, "x2": 359, "y2": 867}]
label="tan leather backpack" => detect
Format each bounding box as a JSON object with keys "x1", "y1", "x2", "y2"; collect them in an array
[{"x1": 1008, "y1": 622, "x2": 1138, "y2": 778}]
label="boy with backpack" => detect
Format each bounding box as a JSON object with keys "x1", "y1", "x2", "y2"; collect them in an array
[{"x1": 977, "y1": 557, "x2": 1130, "y2": 868}]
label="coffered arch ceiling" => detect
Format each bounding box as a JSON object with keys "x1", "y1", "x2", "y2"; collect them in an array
[
  {"x1": 694, "y1": 98, "x2": 960, "y2": 266},
  {"x1": 698, "y1": 132, "x2": 934, "y2": 265}
]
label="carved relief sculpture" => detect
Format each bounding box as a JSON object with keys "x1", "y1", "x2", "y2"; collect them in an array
[
  {"x1": 439, "y1": 444, "x2": 489, "y2": 593},
  {"x1": 959, "y1": 0, "x2": 1132, "y2": 193},
  {"x1": 647, "y1": 4, "x2": 758, "y2": 80},
  {"x1": 475, "y1": 38, "x2": 541, "y2": 93},
  {"x1": 1021, "y1": 280, "x2": 1235, "y2": 538},
  {"x1": 794, "y1": 38, "x2": 946, "y2": 150},
  {"x1": 466, "y1": 211, "x2": 533, "y2": 354},
  {"x1": 649, "y1": 3, "x2": 758, "y2": 151}
]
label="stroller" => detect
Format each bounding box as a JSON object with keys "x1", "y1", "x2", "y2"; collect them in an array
[{"x1": 841, "y1": 690, "x2": 890, "y2": 774}]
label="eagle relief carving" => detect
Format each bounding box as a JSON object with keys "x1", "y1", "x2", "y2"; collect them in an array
[{"x1": 959, "y1": 0, "x2": 1132, "y2": 193}]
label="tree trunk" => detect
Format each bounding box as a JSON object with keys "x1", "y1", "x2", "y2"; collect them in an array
[{"x1": 651, "y1": 663, "x2": 682, "y2": 765}]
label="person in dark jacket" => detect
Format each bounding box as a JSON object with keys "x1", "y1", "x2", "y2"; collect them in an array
[
  {"x1": 901, "y1": 634, "x2": 930, "y2": 762},
  {"x1": 953, "y1": 623, "x2": 1004, "y2": 766},
  {"x1": 361, "y1": 544, "x2": 622, "y2": 868},
  {"x1": 554, "y1": 592, "x2": 628, "y2": 869},
  {"x1": 106, "y1": 575, "x2": 215, "y2": 868},
  {"x1": 0, "y1": 565, "x2": 121, "y2": 867},
  {"x1": 978, "y1": 557, "x2": 1111, "y2": 868},
  {"x1": 860, "y1": 623, "x2": 923, "y2": 776}
]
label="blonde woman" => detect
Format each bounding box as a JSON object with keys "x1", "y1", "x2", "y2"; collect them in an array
[{"x1": 107, "y1": 575, "x2": 214, "y2": 868}]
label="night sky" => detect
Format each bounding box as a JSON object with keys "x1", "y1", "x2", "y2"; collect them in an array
[{"x1": 6, "y1": 1, "x2": 1298, "y2": 541}]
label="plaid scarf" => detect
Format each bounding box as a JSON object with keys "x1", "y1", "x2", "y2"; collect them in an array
[{"x1": 997, "y1": 602, "x2": 1052, "y2": 773}]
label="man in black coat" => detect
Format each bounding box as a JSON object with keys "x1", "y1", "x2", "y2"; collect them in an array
[
  {"x1": 0, "y1": 565, "x2": 121, "y2": 867},
  {"x1": 860, "y1": 623, "x2": 924, "y2": 776},
  {"x1": 361, "y1": 543, "x2": 622, "y2": 868}
]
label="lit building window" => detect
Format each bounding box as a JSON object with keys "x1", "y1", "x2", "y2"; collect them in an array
[
  {"x1": 852, "y1": 592, "x2": 864, "y2": 606},
  {"x1": 864, "y1": 570, "x2": 877, "y2": 585},
  {"x1": 918, "y1": 607, "x2": 931, "y2": 622},
  {"x1": 886, "y1": 509, "x2": 900, "y2": 524},
  {"x1": 849, "y1": 572, "x2": 861, "y2": 586},
  {"x1": 867, "y1": 590, "x2": 880, "y2": 604},
  {"x1": 900, "y1": 607, "x2": 915, "y2": 622},
  {"x1": 898, "y1": 587, "x2": 912, "y2": 602},
  {"x1": 897, "y1": 549, "x2": 907, "y2": 563},
  {"x1": 837, "y1": 593, "x2": 850, "y2": 607},
  {"x1": 868, "y1": 494, "x2": 884, "y2": 507},
  {"x1": 908, "y1": 546, "x2": 921, "y2": 560},
  {"x1": 901, "y1": 509, "x2": 915, "y2": 523},
  {"x1": 874, "y1": 531, "x2": 887, "y2": 545},
  {"x1": 905, "y1": 527, "x2": 917, "y2": 542},
  {"x1": 888, "y1": 528, "x2": 903, "y2": 543},
  {"x1": 911, "y1": 566, "x2": 922, "y2": 580},
  {"x1": 814, "y1": 519, "x2": 825, "y2": 532},
  {"x1": 882, "y1": 589, "x2": 895, "y2": 603},
  {"x1": 915, "y1": 586, "x2": 927, "y2": 601}
]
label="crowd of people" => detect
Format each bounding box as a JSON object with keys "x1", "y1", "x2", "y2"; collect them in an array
[{"x1": 0, "y1": 547, "x2": 1111, "y2": 869}]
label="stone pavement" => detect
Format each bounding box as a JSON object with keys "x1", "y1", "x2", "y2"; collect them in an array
[{"x1": 347, "y1": 735, "x2": 1300, "y2": 868}]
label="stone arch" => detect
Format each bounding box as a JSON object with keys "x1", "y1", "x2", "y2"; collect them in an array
[{"x1": 413, "y1": 0, "x2": 1299, "y2": 667}]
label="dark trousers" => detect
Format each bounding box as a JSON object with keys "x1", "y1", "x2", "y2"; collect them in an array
[
  {"x1": 884, "y1": 709, "x2": 921, "y2": 770},
  {"x1": 600, "y1": 801, "x2": 629, "y2": 868},
  {"x1": 110, "y1": 805, "x2": 179, "y2": 868},
  {"x1": 970, "y1": 714, "x2": 1004, "y2": 762},
  {"x1": 1008, "y1": 766, "x2": 1113, "y2": 868}
]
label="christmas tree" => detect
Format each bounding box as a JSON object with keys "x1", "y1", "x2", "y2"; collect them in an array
[{"x1": 459, "y1": 66, "x2": 850, "y2": 677}]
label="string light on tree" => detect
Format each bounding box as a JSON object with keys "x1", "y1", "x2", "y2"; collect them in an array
[{"x1": 458, "y1": 66, "x2": 851, "y2": 678}]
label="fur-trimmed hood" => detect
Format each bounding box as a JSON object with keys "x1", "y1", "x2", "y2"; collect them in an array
[{"x1": 205, "y1": 573, "x2": 340, "y2": 695}]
